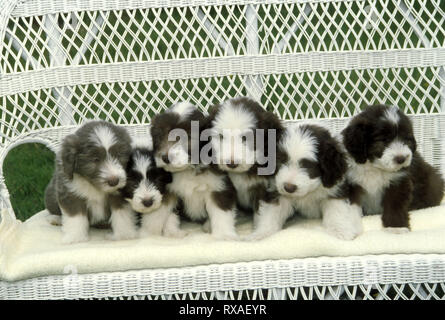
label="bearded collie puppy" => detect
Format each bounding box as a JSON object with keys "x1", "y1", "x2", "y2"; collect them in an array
[
  {"x1": 206, "y1": 97, "x2": 284, "y2": 238},
  {"x1": 120, "y1": 136, "x2": 185, "y2": 238},
  {"x1": 150, "y1": 102, "x2": 239, "y2": 240},
  {"x1": 342, "y1": 104, "x2": 444, "y2": 231},
  {"x1": 44, "y1": 121, "x2": 136, "y2": 243},
  {"x1": 247, "y1": 123, "x2": 364, "y2": 240}
]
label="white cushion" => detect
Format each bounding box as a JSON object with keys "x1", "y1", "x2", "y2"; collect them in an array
[{"x1": 1, "y1": 200, "x2": 445, "y2": 282}]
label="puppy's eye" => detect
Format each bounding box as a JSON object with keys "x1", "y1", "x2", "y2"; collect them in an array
[
  {"x1": 93, "y1": 157, "x2": 100, "y2": 163},
  {"x1": 299, "y1": 158, "x2": 317, "y2": 169}
]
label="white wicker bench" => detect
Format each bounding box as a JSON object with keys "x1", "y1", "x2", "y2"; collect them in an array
[{"x1": 0, "y1": 0, "x2": 444, "y2": 300}]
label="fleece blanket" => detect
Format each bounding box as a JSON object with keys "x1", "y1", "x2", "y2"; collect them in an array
[{"x1": 1, "y1": 200, "x2": 445, "y2": 282}]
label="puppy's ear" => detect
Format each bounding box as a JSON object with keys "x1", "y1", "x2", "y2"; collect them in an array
[
  {"x1": 150, "y1": 114, "x2": 164, "y2": 150},
  {"x1": 161, "y1": 170, "x2": 173, "y2": 185},
  {"x1": 61, "y1": 134, "x2": 79, "y2": 179},
  {"x1": 155, "y1": 168, "x2": 172, "y2": 186},
  {"x1": 318, "y1": 136, "x2": 347, "y2": 188},
  {"x1": 258, "y1": 110, "x2": 284, "y2": 159},
  {"x1": 342, "y1": 118, "x2": 371, "y2": 164},
  {"x1": 258, "y1": 110, "x2": 284, "y2": 136}
]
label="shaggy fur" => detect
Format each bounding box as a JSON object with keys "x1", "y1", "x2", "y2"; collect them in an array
[
  {"x1": 342, "y1": 104, "x2": 444, "y2": 231},
  {"x1": 206, "y1": 97, "x2": 285, "y2": 240},
  {"x1": 247, "y1": 123, "x2": 363, "y2": 240},
  {"x1": 120, "y1": 136, "x2": 185, "y2": 238},
  {"x1": 150, "y1": 102, "x2": 239, "y2": 240},
  {"x1": 44, "y1": 120, "x2": 136, "y2": 243}
]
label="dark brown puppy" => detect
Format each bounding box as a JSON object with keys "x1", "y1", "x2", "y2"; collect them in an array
[
  {"x1": 342, "y1": 104, "x2": 444, "y2": 231},
  {"x1": 205, "y1": 97, "x2": 285, "y2": 240},
  {"x1": 150, "y1": 102, "x2": 239, "y2": 240}
]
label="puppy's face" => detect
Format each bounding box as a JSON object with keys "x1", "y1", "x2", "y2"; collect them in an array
[
  {"x1": 209, "y1": 100, "x2": 260, "y2": 173},
  {"x1": 121, "y1": 147, "x2": 172, "y2": 214},
  {"x1": 211, "y1": 128, "x2": 257, "y2": 173},
  {"x1": 343, "y1": 105, "x2": 416, "y2": 172},
  {"x1": 275, "y1": 124, "x2": 347, "y2": 198},
  {"x1": 61, "y1": 122, "x2": 132, "y2": 193},
  {"x1": 151, "y1": 103, "x2": 204, "y2": 172}
]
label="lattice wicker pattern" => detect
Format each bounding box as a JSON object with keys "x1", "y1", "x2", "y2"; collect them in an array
[
  {"x1": 0, "y1": 0, "x2": 445, "y2": 299},
  {"x1": 1, "y1": 255, "x2": 445, "y2": 300}
]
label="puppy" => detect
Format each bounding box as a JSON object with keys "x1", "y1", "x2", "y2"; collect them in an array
[
  {"x1": 248, "y1": 123, "x2": 363, "y2": 240},
  {"x1": 44, "y1": 120, "x2": 137, "y2": 243},
  {"x1": 342, "y1": 104, "x2": 444, "y2": 232},
  {"x1": 120, "y1": 136, "x2": 185, "y2": 238},
  {"x1": 151, "y1": 102, "x2": 239, "y2": 240},
  {"x1": 206, "y1": 97, "x2": 284, "y2": 239}
]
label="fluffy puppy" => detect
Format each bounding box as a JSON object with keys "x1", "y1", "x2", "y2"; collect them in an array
[
  {"x1": 151, "y1": 102, "x2": 239, "y2": 240},
  {"x1": 248, "y1": 123, "x2": 363, "y2": 240},
  {"x1": 342, "y1": 104, "x2": 444, "y2": 231},
  {"x1": 120, "y1": 136, "x2": 185, "y2": 238},
  {"x1": 206, "y1": 97, "x2": 284, "y2": 234},
  {"x1": 44, "y1": 120, "x2": 137, "y2": 243}
]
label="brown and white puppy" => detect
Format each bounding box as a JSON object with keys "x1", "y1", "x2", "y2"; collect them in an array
[
  {"x1": 150, "y1": 102, "x2": 239, "y2": 240},
  {"x1": 44, "y1": 120, "x2": 136, "y2": 243},
  {"x1": 247, "y1": 123, "x2": 363, "y2": 240},
  {"x1": 342, "y1": 104, "x2": 444, "y2": 232},
  {"x1": 120, "y1": 136, "x2": 185, "y2": 238},
  {"x1": 206, "y1": 97, "x2": 284, "y2": 240}
]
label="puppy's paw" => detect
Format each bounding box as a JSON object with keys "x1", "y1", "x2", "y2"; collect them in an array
[
  {"x1": 385, "y1": 227, "x2": 410, "y2": 234},
  {"x1": 164, "y1": 229, "x2": 189, "y2": 238},
  {"x1": 322, "y1": 200, "x2": 363, "y2": 241},
  {"x1": 106, "y1": 230, "x2": 138, "y2": 241},
  {"x1": 62, "y1": 232, "x2": 89, "y2": 244},
  {"x1": 139, "y1": 226, "x2": 163, "y2": 238},
  {"x1": 138, "y1": 229, "x2": 151, "y2": 239},
  {"x1": 211, "y1": 232, "x2": 240, "y2": 241},
  {"x1": 201, "y1": 219, "x2": 211, "y2": 233},
  {"x1": 326, "y1": 226, "x2": 362, "y2": 241},
  {"x1": 138, "y1": 228, "x2": 162, "y2": 238},
  {"x1": 242, "y1": 231, "x2": 273, "y2": 241},
  {"x1": 46, "y1": 214, "x2": 62, "y2": 226}
]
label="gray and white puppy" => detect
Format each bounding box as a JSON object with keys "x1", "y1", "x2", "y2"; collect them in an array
[{"x1": 45, "y1": 120, "x2": 137, "y2": 243}]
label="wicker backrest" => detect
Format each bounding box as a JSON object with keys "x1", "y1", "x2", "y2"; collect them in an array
[{"x1": 0, "y1": 0, "x2": 444, "y2": 218}]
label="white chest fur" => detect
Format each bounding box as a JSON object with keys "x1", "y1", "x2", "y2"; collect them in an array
[
  {"x1": 347, "y1": 160, "x2": 404, "y2": 215},
  {"x1": 168, "y1": 168, "x2": 225, "y2": 221}
]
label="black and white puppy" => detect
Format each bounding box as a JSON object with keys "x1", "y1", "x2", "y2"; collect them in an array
[
  {"x1": 120, "y1": 136, "x2": 185, "y2": 238},
  {"x1": 249, "y1": 123, "x2": 363, "y2": 240},
  {"x1": 342, "y1": 104, "x2": 444, "y2": 231},
  {"x1": 44, "y1": 120, "x2": 137, "y2": 243},
  {"x1": 151, "y1": 102, "x2": 239, "y2": 240},
  {"x1": 206, "y1": 97, "x2": 284, "y2": 239}
]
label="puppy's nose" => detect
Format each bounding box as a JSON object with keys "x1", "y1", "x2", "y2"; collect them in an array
[
  {"x1": 162, "y1": 154, "x2": 170, "y2": 164},
  {"x1": 394, "y1": 155, "x2": 407, "y2": 165},
  {"x1": 284, "y1": 183, "x2": 297, "y2": 193},
  {"x1": 226, "y1": 158, "x2": 238, "y2": 169},
  {"x1": 107, "y1": 177, "x2": 119, "y2": 187},
  {"x1": 142, "y1": 198, "x2": 154, "y2": 208}
]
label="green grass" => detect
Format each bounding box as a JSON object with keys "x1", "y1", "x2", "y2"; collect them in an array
[{"x1": 3, "y1": 143, "x2": 55, "y2": 221}]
